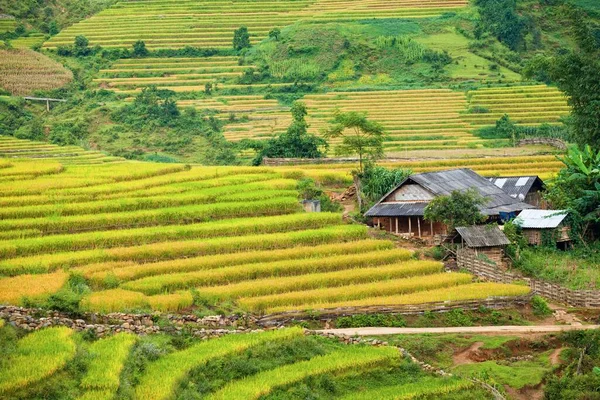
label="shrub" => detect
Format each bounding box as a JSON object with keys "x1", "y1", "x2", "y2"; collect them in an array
[{"x1": 531, "y1": 295, "x2": 552, "y2": 317}]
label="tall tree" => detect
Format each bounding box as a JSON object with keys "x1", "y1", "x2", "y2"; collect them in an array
[
  {"x1": 233, "y1": 26, "x2": 251, "y2": 50},
  {"x1": 322, "y1": 111, "x2": 385, "y2": 174},
  {"x1": 524, "y1": 7, "x2": 600, "y2": 148},
  {"x1": 253, "y1": 101, "x2": 327, "y2": 165},
  {"x1": 474, "y1": 0, "x2": 527, "y2": 51}
]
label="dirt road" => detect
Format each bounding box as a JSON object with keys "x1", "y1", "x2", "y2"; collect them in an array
[{"x1": 317, "y1": 325, "x2": 600, "y2": 336}]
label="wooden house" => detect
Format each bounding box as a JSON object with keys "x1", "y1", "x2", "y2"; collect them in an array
[
  {"x1": 364, "y1": 169, "x2": 533, "y2": 242},
  {"x1": 455, "y1": 225, "x2": 511, "y2": 269},
  {"x1": 488, "y1": 176, "x2": 546, "y2": 208},
  {"x1": 514, "y1": 209, "x2": 571, "y2": 246}
]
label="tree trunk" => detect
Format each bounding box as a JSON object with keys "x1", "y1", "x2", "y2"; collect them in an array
[{"x1": 353, "y1": 173, "x2": 364, "y2": 212}]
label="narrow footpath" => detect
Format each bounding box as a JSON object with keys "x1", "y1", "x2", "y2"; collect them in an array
[{"x1": 317, "y1": 324, "x2": 600, "y2": 336}]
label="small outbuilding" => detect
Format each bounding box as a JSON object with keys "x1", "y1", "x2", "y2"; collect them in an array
[
  {"x1": 488, "y1": 176, "x2": 546, "y2": 208},
  {"x1": 455, "y1": 225, "x2": 511, "y2": 268},
  {"x1": 514, "y1": 209, "x2": 570, "y2": 246}
]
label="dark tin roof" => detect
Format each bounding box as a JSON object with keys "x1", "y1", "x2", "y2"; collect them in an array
[
  {"x1": 455, "y1": 225, "x2": 511, "y2": 248},
  {"x1": 487, "y1": 176, "x2": 545, "y2": 201},
  {"x1": 365, "y1": 169, "x2": 533, "y2": 218}
]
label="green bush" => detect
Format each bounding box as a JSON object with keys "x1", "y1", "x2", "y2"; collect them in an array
[
  {"x1": 336, "y1": 313, "x2": 407, "y2": 328},
  {"x1": 531, "y1": 295, "x2": 552, "y2": 317}
]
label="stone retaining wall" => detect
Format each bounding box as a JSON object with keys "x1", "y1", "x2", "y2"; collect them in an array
[
  {"x1": 0, "y1": 305, "x2": 260, "y2": 338},
  {"x1": 258, "y1": 296, "x2": 531, "y2": 325},
  {"x1": 457, "y1": 248, "x2": 600, "y2": 308},
  {"x1": 517, "y1": 138, "x2": 567, "y2": 150}
]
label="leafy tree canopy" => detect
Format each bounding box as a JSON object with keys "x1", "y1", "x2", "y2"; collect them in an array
[
  {"x1": 424, "y1": 189, "x2": 488, "y2": 231},
  {"x1": 233, "y1": 26, "x2": 251, "y2": 50},
  {"x1": 360, "y1": 163, "x2": 411, "y2": 210},
  {"x1": 524, "y1": 7, "x2": 600, "y2": 148},
  {"x1": 322, "y1": 111, "x2": 385, "y2": 174},
  {"x1": 252, "y1": 101, "x2": 327, "y2": 165},
  {"x1": 132, "y1": 40, "x2": 148, "y2": 57},
  {"x1": 545, "y1": 145, "x2": 600, "y2": 241},
  {"x1": 474, "y1": 0, "x2": 528, "y2": 51}
]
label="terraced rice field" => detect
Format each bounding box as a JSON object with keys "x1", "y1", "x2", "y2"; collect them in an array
[
  {"x1": 0, "y1": 18, "x2": 15, "y2": 34},
  {"x1": 275, "y1": 153, "x2": 564, "y2": 181},
  {"x1": 11, "y1": 33, "x2": 46, "y2": 49},
  {"x1": 0, "y1": 49, "x2": 73, "y2": 96},
  {"x1": 0, "y1": 136, "x2": 123, "y2": 165},
  {"x1": 44, "y1": 0, "x2": 468, "y2": 50},
  {"x1": 95, "y1": 56, "x2": 282, "y2": 93},
  {"x1": 0, "y1": 150, "x2": 528, "y2": 314},
  {"x1": 181, "y1": 96, "x2": 292, "y2": 141},
  {"x1": 303, "y1": 89, "x2": 489, "y2": 151},
  {"x1": 463, "y1": 85, "x2": 570, "y2": 128},
  {"x1": 0, "y1": 325, "x2": 486, "y2": 399}
]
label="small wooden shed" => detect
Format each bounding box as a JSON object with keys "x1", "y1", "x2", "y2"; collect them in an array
[
  {"x1": 514, "y1": 209, "x2": 570, "y2": 246},
  {"x1": 455, "y1": 225, "x2": 511, "y2": 267}
]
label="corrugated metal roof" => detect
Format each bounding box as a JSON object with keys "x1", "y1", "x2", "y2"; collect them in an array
[
  {"x1": 455, "y1": 225, "x2": 511, "y2": 247},
  {"x1": 365, "y1": 169, "x2": 534, "y2": 218},
  {"x1": 515, "y1": 209, "x2": 568, "y2": 229},
  {"x1": 488, "y1": 176, "x2": 544, "y2": 201},
  {"x1": 365, "y1": 202, "x2": 427, "y2": 217}
]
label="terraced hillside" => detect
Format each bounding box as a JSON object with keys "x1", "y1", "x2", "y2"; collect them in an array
[
  {"x1": 464, "y1": 85, "x2": 570, "y2": 128},
  {"x1": 172, "y1": 86, "x2": 569, "y2": 152},
  {"x1": 0, "y1": 49, "x2": 73, "y2": 96},
  {"x1": 0, "y1": 325, "x2": 489, "y2": 399},
  {"x1": 0, "y1": 17, "x2": 15, "y2": 33},
  {"x1": 304, "y1": 89, "x2": 482, "y2": 151},
  {"x1": 94, "y1": 56, "x2": 296, "y2": 93},
  {"x1": 0, "y1": 152, "x2": 528, "y2": 314},
  {"x1": 43, "y1": 0, "x2": 468, "y2": 50},
  {"x1": 0, "y1": 136, "x2": 122, "y2": 165}
]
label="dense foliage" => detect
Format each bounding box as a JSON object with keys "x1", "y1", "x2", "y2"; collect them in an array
[
  {"x1": 251, "y1": 102, "x2": 327, "y2": 165},
  {"x1": 474, "y1": 0, "x2": 528, "y2": 50},
  {"x1": 524, "y1": 7, "x2": 600, "y2": 148},
  {"x1": 424, "y1": 189, "x2": 487, "y2": 231},
  {"x1": 545, "y1": 145, "x2": 600, "y2": 241}
]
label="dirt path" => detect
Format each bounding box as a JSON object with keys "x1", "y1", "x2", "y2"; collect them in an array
[
  {"x1": 318, "y1": 324, "x2": 600, "y2": 336},
  {"x1": 453, "y1": 341, "x2": 485, "y2": 365},
  {"x1": 549, "y1": 347, "x2": 564, "y2": 366}
]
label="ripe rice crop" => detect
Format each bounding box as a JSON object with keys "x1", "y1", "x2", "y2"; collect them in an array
[
  {"x1": 0, "y1": 327, "x2": 76, "y2": 393},
  {"x1": 237, "y1": 272, "x2": 473, "y2": 311},
  {"x1": 264, "y1": 282, "x2": 531, "y2": 313},
  {"x1": 207, "y1": 345, "x2": 398, "y2": 400},
  {"x1": 343, "y1": 377, "x2": 474, "y2": 400},
  {"x1": 197, "y1": 260, "x2": 443, "y2": 300},
  {"x1": 135, "y1": 328, "x2": 303, "y2": 400},
  {"x1": 0, "y1": 49, "x2": 73, "y2": 95},
  {"x1": 0, "y1": 189, "x2": 298, "y2": 219},
  {"x1": 0, "y1": 197, "x2": 301, "y2": 234},
  {"x1": 0, "y1": 225, "x2": 368, "y2": 275},
  {"x1": 122, "y1": 249, "x2": 413, "y2": 295},
  {"x1": 0, "y1": 213, "x2": 343, "y2": 259},
  {"x1": 83, "y1": 239, "x2": 393, "y2": 283},
  {"x1": 46, "y1": 0, "x2": 467, "y2": 50},
  {"x1": 80, "y1": 289, "x2": 194, "y2": 313},
  {"x1": 80, "y1": 333, "x2": 137, "y2": 392},
  {"x1": 0, "y1": 271, "x2": 68, "y2": 304}
]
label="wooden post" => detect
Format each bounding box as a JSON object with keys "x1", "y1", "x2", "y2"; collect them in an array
[
  {"x1": 46, "y1": 100, "x2": 50, "y2": 112},
  {"x1": 417, "y1": 218, "x2": 421, "y2": 238},
  {"x1": 395, "y1": 217, "x2": 399, "y2": 234},
  {"x1": 408, "y1": 217, "x2": 412, "y2": 235},
  {"x1": 377, "y1": 218, "x2": 381, "y2": 229},
  {"x1": 389, "y1": 218, "x2": 392, "y2": 233}
]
